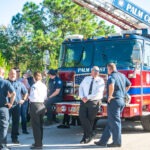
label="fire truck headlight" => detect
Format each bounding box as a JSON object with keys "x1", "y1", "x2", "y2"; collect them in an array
[
  {"x1": 64, "y1": 88, "x2": 74, "y2": 94},
  {"x1": 128, "y1": 73, "x2": 136, "y2": 78},
  {"x1": 66, "y1": 81, "x2": 74, "y2": 87},
  {"x1": 61, "y1": 106, "x2": 67, "y2": 112}
]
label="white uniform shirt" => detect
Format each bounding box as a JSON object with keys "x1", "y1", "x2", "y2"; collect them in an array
[
  {"x1": 29, "y1": 81, "x2": 47, "y2": 103},
  {"x1": 79, "y1": 76, "x2": 105, "y2": 101}
]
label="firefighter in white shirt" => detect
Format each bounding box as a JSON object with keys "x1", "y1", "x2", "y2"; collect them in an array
[
  {"x1": 29, "y1": 72, "x2": 47, "y2": 149},
  {"x1": 79, "y1": 66, "x2": 105, "y2": 144}
]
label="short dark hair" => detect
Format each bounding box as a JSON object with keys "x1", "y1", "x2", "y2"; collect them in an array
[
  {"x1": 107, "y1": 63, "x2": 117, "y2": 71},
  {"x1": 33, "y1": 72, "x2": 42, "y2": 81},
  {"x1": 13, "y1": 67, "x2": 20, "y2": 72},
  {"x1": 47, "y1": 69, "x2": 57, "y2": 76}
]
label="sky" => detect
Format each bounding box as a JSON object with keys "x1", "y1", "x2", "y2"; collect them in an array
[
  {"x1": 0, "y1": 0, "x2": 42, "y2": 26},
  {"x1": 0, "y1": 0, "x2": 150, "y2": 26}
]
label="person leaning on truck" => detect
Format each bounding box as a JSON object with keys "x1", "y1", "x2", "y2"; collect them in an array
[
  {"x1": 45, "y1": 69, "x2": 63, "y2": 125},
  {"x1": 94, "y1": 63, "x2": 131, "y2": 148},
  {"x1": 79, "y1": 66, "x2": 105, "y2": 144},
  {"x1": 0, "y1": 68, "x2": 16, "y2": 150}
]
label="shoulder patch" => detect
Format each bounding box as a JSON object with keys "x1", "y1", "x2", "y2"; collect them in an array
[
  {"x1": 58, "y1": 80, "x2": 62, "y2": 84},
  {"x1": 108, "y1": 76, "x2": 112, "y2": 79}
]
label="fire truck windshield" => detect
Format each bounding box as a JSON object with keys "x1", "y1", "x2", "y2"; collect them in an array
[{"x1": 59, "y1": 39, "x2": 142, "y2": 68}]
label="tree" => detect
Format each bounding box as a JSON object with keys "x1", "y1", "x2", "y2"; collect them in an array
[
  {"x1": 9, "y1": 0, "x2": 115, "y2": 70},
  {"x1": 0, "y1": 51, "x2": 10, "y2": 76}
]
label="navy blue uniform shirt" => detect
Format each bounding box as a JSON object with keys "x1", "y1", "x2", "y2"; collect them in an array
[
  {"x1": 107, "y1": 71, "x2": 131, "y2": 99},
  {"x1": 48, "y1": 76, "x2": 63, "y2": 97},
  {"x1": 8, "y1": 80, "x2": 28, "y2": 103},
  {"x1": 27, "y1": 76, "x2": 35, "y2": 87},
  {"x1": 0, "y1": 77, "x2": 15, "y2": 107}
]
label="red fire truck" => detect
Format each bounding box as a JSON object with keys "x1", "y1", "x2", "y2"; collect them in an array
[{"x1": 54, "y1": 0, "x2": 150, "y2": 131}]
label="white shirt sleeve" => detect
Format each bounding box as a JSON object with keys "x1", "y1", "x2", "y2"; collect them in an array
[
  {"x1": 79, "y1": 78, "x2": 85, "y2": 99},
  {"x1": 29, "y1": 85, "x2": 38, "y2": 101},
  {"x1": 43, "y1": 85, "x2": 47, "y2": 101}
]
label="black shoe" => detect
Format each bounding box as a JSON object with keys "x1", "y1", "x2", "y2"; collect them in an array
[
  {"x1": 30, "y1": 145, "x2": 43, "y2": 149},
  {"x1": 80, "y1": 138, "x2": 85, "y2": 144},
  {"x1": 57, "y1": 124, "x2": 70, "y2": 128},
  {"x1": 107, "y1": 143, "x2": 121, "y2": 147},
  {"x1": 12, "y1": 139, "x2": 20, "y2": 144},
  {"x1": 31, "y1": 143, "x2": 42, "y2": 147},
  {"x1": 84, "y1": 137, "x2": 92, "y2": 144},
  {"x1": 23, "y1": 131, "x2": 29, "y2": 134},
  {"x1": 94, "y1": 141, "x2": 107, "y2": 147}
]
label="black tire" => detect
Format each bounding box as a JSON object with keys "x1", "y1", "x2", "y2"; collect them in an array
[{"x1": 141, "y1": 115, "x2": 150, "y2": 131}]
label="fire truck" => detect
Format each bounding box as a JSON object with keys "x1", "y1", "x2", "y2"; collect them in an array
[{"x1": 54, "y1": 0, "x2": 150, "y2": 131}]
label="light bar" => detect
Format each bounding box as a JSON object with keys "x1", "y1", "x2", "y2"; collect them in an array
[
  {"x1": 122, "y1": 30, "x2": 142, "y2": 35},
  {"x1": 108, "y1": 33, "x2": 123, "y2": 37},
  {"x1": 65, "y1": 34, "x2": 84, "y2": 40}
]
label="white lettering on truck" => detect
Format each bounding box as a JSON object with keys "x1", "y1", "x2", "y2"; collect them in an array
[
  {"x1": 78, "y1": 68, "x2": 90, "y2": 73},
  {"x1": 126, "y1": 3, "x2": 144, "y2": 19}
]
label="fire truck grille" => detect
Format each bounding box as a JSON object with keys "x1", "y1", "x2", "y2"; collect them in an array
[
  {"x1": 74, "y1": 73, "x2": 90, "y2": 86},
  {"x1": 74, "y1": 73, "x2": 108, "y2": 87}
]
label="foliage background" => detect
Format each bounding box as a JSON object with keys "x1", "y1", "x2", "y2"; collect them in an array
[{"x1": 0, "y1": 0, "x2": 115, "y2": 72}]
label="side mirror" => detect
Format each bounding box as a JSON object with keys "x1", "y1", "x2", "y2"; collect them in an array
[
  {"x1": 147, "y1": 56, "x2": 150, "y2": 66},
  {"x1": 131, "y1": 44, "x2": 142, "y2": 64}
]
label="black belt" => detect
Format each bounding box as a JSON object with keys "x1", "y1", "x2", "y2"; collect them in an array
[
  {"x1": 88, "y1": 99, "x2": 101, "y2": 101},
  {"x1": 30, "y1": 102, "x2": 44, "y2": 104},
  {"x1": 88, "y1": 100, "x2": 101, "y2": 105},
  {"x1": 0, "y1": 106, "x2": 9, "y2": 108}
]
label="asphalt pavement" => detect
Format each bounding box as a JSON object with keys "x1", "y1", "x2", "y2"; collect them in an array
[{"x1": 7, "y1": 120, "x2": 150, "y2": 150}]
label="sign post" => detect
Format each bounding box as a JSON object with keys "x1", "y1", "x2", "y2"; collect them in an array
[{"x1": 43, "y1": 50, "x2": 50, "y2": 71}]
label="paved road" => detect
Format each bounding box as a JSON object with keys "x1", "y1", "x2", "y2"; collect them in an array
[{"x1": 7, "y1": 120, "x2": 150, "y2": 150}]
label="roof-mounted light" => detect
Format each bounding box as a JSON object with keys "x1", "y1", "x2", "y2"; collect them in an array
[
  {"x1": 121, "y1": 30, "x2": 142, "y2": 35},
  {"x1": 108, "y1": 33, "x2": 123, "y2": 37},
  {"x1": 65, "y1": 34, "x2": 84, "y2": 40}
]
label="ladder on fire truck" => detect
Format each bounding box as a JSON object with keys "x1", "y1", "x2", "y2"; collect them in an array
[{"x1": 72, "y1": 0, "x2": 150, "y2": 30}]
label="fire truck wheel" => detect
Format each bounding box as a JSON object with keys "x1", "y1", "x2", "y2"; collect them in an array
[{"x1": 141, "y1": 115, "x2": 150, "y2": 131}]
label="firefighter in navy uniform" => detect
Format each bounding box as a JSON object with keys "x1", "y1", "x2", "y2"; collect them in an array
[
  {"x1": 0, "y1": 68, "x2": 16, "y2": 150},
  {"x1": 94, "y1": 63, "x2": 131, "y2": 147},
  {"x1": 8, "y1": 69, "x2": 28, "y2": 144},
  {"x1": 45, "y1": 69, "x2": 63, "y2": 125}
]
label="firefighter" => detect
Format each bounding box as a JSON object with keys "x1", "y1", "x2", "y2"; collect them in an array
[
  {"x1": 94, "y1": 63, "x2": 131, "y2": 147},
  {"x1": 45, "y1": 69, "x2": 63, "y2": 125},
  {"x1": 0, "y1": 68, "x2": 16, "y2": 150},
  {"x1": 8, "y1": 69, "x2": 28, "y2": 144}
]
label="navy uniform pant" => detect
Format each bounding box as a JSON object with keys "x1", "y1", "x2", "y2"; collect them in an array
[
  {"x1": 0, "y1": 107, "x2": 9, "y2": 149},
  {"x1": 99, "y1": 99, "x2": 125, "y2": 145},
  {"x1": 9, "y1": 104, "x2": 20, "y2": 140},
  {"x1": 20, "y1": 101, "x2": 28, "y2": 132},
  {"x1": 45, "y1": 97, "x2": 62, "y2": 122},
  {"x1": 79, "y1": 101, "x2": 99, "y2": 139}
]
